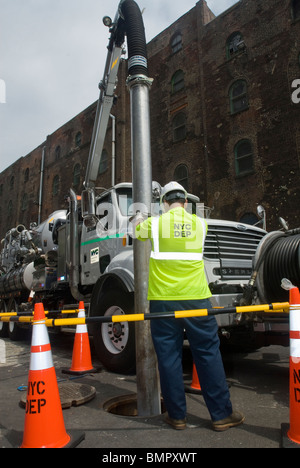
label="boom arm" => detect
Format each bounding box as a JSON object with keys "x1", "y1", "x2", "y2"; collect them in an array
[{"x1": 84, "y1": 11, "x2": 125, "y2": 189}]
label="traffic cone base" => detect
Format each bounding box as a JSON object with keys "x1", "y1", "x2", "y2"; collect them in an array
[{"x1": 281, "y1": 423, "x2": 300, "y2": 448}]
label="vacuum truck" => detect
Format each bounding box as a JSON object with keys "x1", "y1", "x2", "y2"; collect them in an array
[
  {"x1": 0, "y1": 181, "x2": 297, "y2": 373},
  {"x1": 1, "y1": 0, "x2": 299, "y2": 374}
]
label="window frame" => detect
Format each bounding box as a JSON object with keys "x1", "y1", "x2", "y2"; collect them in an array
[
  {"x1": 234, "y1": 139, "x2": 254, "y2": 177},
  {"x1": 226, "y1": 32, "x2": 245, "y2": 59},
  {"x1": 171, "y1": 70, "x2": 185, "y2": 94},
  {"x1": 53, "y1": 175, "x2": 59, "y2": 196},
  {"x1": 172, "y1": 112, "x2": 187, "y2": 143},
  {"x1": 229, "y1": 80, "x2": 249, "y2": 114},
  {"x1": 75, "y1": 131, "x2": 82, "y2": 147},
  {"x1": 21, "y1": 193, "x2": 28, "y2": 211},
  {"x1": 73, "y1": 163, "x2": 81, "y2": 187},
  {"x1": 98, "y1": 149, "x2": 108, "y2": 175},
  {"x1": 55, "y1": 146, "x2": 61, "y2": 161},
  {"x1": 171, "y1": 33, "x2": 182, "y2": 54},
  {"x1": 292, "y1": 0, "x2": 300, "y2": 20},
  {"x1": 174, "y1": 164, "x2": 189, "y2": 191}
]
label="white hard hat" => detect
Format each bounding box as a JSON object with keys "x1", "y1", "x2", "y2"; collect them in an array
[{"x1": 160, "y1": 181, "x2": 187, "y2": 204}]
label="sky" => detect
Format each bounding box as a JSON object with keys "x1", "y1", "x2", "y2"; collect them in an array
[{"x1": 0, "y1": 0, "x2": 238, "y2": 173}]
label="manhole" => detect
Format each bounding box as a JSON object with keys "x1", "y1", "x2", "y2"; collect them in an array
[
  {"x1": 103, "y1": 394, "x2": 165, "y2": 417},
  {"x1": 20, "y1": 382, "x2": 96, "y2": 409}
]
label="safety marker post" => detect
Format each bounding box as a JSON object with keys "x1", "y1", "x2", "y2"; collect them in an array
[
  {"x1": 62, "y1": 301, "x2": 101, "y2": 375},
  {"x1": 281, "y1": 283, "x2": 300, "y2": 448},
  {"x1": 20, "y1": 303, "x2": 85, "y2": 448}
]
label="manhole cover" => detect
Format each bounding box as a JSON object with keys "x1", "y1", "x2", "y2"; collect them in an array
[{"x1": 20, "y1": 382, "x2": 96, "y2": 409}]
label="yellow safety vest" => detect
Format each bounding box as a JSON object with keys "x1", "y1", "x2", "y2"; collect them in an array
[{"x1": 135, "y1": 207, "x2": 212, "y2": 301}]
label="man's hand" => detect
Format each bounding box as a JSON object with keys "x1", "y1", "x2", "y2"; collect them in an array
[{"x1": 129, "y1": 211, "x2": 148, "y2": 228}]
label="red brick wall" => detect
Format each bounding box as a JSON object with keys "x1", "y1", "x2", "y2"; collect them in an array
[{"x1": 0, "y1": 0, "x2": 299, "y2": 239}]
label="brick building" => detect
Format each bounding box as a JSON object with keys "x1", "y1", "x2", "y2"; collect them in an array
[{"x1": 0, "y1": 0, "x2": 299, "y2": 239}]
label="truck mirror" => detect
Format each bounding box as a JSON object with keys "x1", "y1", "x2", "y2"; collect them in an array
[{"x1": 81, "y1": 189, "x2": 98, "y2": 228}]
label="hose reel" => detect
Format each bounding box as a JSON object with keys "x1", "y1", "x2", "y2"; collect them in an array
[{"x1": 241, "y1": 222, "x2": 300, "y2": 305}]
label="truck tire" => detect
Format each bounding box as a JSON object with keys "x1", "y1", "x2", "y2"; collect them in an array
[{"x1": 90, "y1": 289, "x2": 136, "y2": 374}]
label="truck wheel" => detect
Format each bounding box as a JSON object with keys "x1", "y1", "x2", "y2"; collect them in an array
[
  {"x1": 0, "y1": 301, "x2": 8, "y2": 338},
  {"x1": 90, "y1": 289, "x2": 136, "y2": 374}
]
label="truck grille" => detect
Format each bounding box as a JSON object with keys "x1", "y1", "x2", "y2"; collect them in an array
[{"x1": 204, "y1": 224, "x2": 265, "y2": 262}]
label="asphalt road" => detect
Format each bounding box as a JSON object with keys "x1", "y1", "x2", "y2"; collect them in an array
[{"x1": 0, "y1": 328, "x2": 293, "y2": 450}]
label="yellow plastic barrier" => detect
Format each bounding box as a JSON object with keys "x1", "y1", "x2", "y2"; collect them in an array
[
  {"x1": 43, "y1": 302, "x2": 290, "y2": 327},
  {"x1": 0, "y1": 302, "x2": 289, "y2": 327}
]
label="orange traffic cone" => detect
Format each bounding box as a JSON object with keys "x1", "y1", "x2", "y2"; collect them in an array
[
  {"x1": 62, "y1": 301, "x2": 100, "y2": 375},
  {"x1": 281, "y1": 286, "x2": 300, "y2": 447},
  {"x1": 185, "y1": 362, "x2": 202, "y2": 395},
  {"x1": 21, "y1": 303, "x2": 84, "y2": 448}
]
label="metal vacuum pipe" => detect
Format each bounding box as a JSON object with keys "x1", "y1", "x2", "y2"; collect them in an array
[{"x1": 120, "y1": 0, "x2": 161, "y2": 417}]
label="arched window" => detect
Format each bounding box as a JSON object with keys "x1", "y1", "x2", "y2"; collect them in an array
[
  {"x1": 234, "y1": 140, "x2": 254, "y2": 176},
  {"x1": 292, "y1": 0, "x2": 300, "y2": 20},
  {"x1": 73, "y1": 163, "x2": 81, "y2": 187},
  {"x1": 171, "y1": 70, "x2": 185, "y2": 94},
  {"x1": 174, "y1": 164, "x2": 189, "y2": 191},
  {"x1": 98, "y1": 149, "x2": 108, "y2": 175},
  {"x1": 10, "y1": 176, "x2": 14, "y2": 190},
  {"x1": 24, "y1": 168, "x2": 29, "y2": 183},
  {"x1": 8, "y1": 200, "x2": 13, "y2": 218},
  {"x1": 22, "y1": 193, "x2": 28, "y2": 211},
  {"x1": 53, "y1": 175, "x2": 59, "y2": 195},
  {"x1": 55, "y1": 146, "x2": 61, "y2": 160},
  {"x1": 226, "y1": 32, "x2": 245, "y2": 59},
  {"x1": 229, "y1": 80, "x2": 248, "y2": 114},
  {"x1": 75, "y1": 132, "x2": 82, "y2": 147},
  {"x1": 171, "y1": 33, "x2": 182, "y2": 54},
  {"x1": 172, "y1": 113, "x2": 186, "y2": 142}
]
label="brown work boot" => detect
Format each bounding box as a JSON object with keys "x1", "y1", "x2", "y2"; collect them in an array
[
  {"x1": 164, "y1": 413, "x2": 186, "y2": 430},
  {"x1": 212, "y1": 411, "x2": 245, "y2": 432}
]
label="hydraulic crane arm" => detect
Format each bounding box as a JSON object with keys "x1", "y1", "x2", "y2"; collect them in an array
[
  {"x1": 84, "y1": 11, "x2": 125, "y2": 189},
  {"x1": 84, "y1": 0, "x2": 149, "y2": 190}
]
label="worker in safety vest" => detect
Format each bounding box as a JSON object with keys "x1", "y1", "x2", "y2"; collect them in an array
[{"x1": 134, "y1": 181, "x2": 244, "y2": 431}]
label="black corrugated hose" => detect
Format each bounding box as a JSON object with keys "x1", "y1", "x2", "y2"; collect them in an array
[
  {"x1": 240, "y1": 228, "x2": 300, "y2": 305},
  {"x1": 263, "y1": 233, "x2": 300, "y2": 302},
  {"x1": 120, "y1": 0, "x2": 148, "y2": 77}
]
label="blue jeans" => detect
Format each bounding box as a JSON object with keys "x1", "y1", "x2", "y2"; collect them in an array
[{"x1": 150, "y1": 299, "x2": 233, "y2": 422}]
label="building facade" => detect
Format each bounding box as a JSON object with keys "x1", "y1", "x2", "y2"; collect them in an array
[{"x1": 0, "y1": 0, "x2": 299, "y2": 240}]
